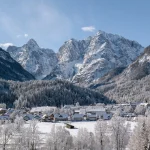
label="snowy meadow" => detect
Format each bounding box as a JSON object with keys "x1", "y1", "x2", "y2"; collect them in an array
[{"x1": 0, "y1": 116, "x2": 148, "y2": 150}]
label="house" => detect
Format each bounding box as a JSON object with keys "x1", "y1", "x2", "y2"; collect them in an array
[
  {"x1": 86, "y1": 113, "x2": 97, "y2": 121},
  {"x1": 54, "y1": 113, "x2": 68, "y2": 122},
  {"x1": 72, "y1": 114, "x2": 84, "y2": 121},
  {"x1": 0, "y1": 108, "x2": 7, "y2": 115},
  {"x1": 0, "y1": 114, "x2": 9, "y2": 120},
  {"x1": 34, "y1": 115, "x2": 41, "y2": 121},
  {"x1": 42, "y1": 114, "x2": 54, "y2": 122},
  {"x1": 102, "y1": 113, "x2": 112, "y2": 120},
  {"x1": 74, "y1": 110, "x2": 80, "y2": 114},
  {"x1": 42, "y1": 114, "x2": 50, "y2": 122},
  {"x1": 86, "y1": 108, "x2": 112, "y2": 120},
  {"x1": 79, "y1": 109, "x2": 86, "y2": 115},
  {"x1": 30, "y1": 106, "x2": 56, "y2": 114},
  {"x1": 121, "y1": 113, "x2": 136, "y2": 118},
  {"x1": 138, "y1": 103, "x2": 150, "y2": 108},
  {"x1": 23, "y1": 114, "x2": 34, "y2": 121}
]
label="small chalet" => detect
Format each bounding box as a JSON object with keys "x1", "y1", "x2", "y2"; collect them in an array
[
  {"x1": 54, "y1": 113, "x2": 68, "y2": 122},
  {"x1": 0, "y1": 108, "x2": 7, "y2": 115},
  {"x1": 72, "y1": 114, "x2": 84, "y2": 121},
  {"x1": 23, "y1": 114, "x2": 34, "y2": 121},
  {"x1": 34, "y1": 115, "x2": 41, "y2": 121},
  {"x1": 86, "y1": 108, "x2": 112, "y2": 120},
  {"x1": 42, "y1": 114, "x2": 54, "y2": 122},
  {"x1": 138, "y1": 103, "x2": 150, "y2": 108},
  {"x1": 86, "y1": 114, "x2": 97, "y2": 121}
]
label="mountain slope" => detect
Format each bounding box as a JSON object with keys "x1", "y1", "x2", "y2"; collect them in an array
[
  {"x1": 7, "y1": 39, "x2": 58, "y2": 79},
  {"x1": 0, "y1": 48, "x2": 35, "y2": 81},
  {"x1": 95, "y1": 46, "x2": 150, "y2": 103},
  {"x1": 121, "y1": 45, "x2": 150, "y2": 80},
  {"x1": 45, "y1": 30, "x2": 143, "y2": 86},
  {"x1": 6, "y1": 30, "x2": 143, "y2": 86}
]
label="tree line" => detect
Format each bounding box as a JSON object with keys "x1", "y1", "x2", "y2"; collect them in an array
[{"x1": 0, "y1": 79, "x2": 110, "y2": 108}]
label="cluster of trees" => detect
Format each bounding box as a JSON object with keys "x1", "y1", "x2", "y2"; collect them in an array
[
  {"x1": 0, "y1": 117, "x2": 40, "y2": 150},
  {"x1": 0, "y1": 79, "x2": 110, "y2": 108},
  {"x1": 128, "y1": 117, "x2": 150, "y2": 150},
  {"x1": 0, "y1": 117, "x2": 130, "y2": 150},
  {"x1": 1, "y1": 116, "x2": 150, "y2": 150},
  {"x1": 97, "y1": 74, "x2": 150, "y2": 103}
]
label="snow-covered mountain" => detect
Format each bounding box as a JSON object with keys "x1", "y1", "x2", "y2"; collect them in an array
[
  {"x1": 0, "y1": 43, "x2": 13, "y2": 50},
  {"x1": 120, "y1": 45, "x2": 150, "y2": 80},
  {"x1": 92, "y1": 46, "x2": 150, "y2": 103},
  {"x1": 0, "y1": 47, "x2": 35, "y2": 81},
  {"x1": 6, "y1": 30, "x2": 144, "y2": 85},
  {"x1": 7, "y1": 39, "x2": 58, "y2": 79},
  {"x1": 44, "y1": 30, "x2": 144, "y2": 86}
]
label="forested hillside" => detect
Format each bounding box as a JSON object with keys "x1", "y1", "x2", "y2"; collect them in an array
[
  {"x1": 95, "y1": 46, "x2": 150, "y2": 103},
  {"x1": 0, "y1": 79, "x2": 110, "y2": 108}
]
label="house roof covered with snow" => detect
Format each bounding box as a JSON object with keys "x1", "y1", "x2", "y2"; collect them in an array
[
  {"x1": 30, "y1": 106, "x2": 56, "y2": 113},
  {"x1": 54, "y1": 113, "x2": 68, "y2": 119},
  {"x1": 72, "y1": 114, "x2": 84, "y2": 118},
  {"x1": 86, "y1": 108, "x2": 106, "y2": 112}
]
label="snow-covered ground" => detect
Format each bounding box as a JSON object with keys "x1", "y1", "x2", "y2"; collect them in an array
[
  {"x1": 36, "y1": 121, "x2": 97, "y2": 137},
  {"x1": 28, "y1": 120, "x2": 137, "y2": 137}
]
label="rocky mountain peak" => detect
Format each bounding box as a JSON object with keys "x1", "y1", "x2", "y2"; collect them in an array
[
  {"x1": 143, "y1": 45, "x2": 150, "y2": 54},
  {"x1": 96, "y1": 30, "x2": 107, "y2": 36},
  {"x1": 45, "y1": 30, "x2": 144, "y2": 87},
  {"x1": 5, "y1": 30, "x2": 144, "y2": 86},
  {"x1": 6, "y1": 39, "x2": 58, "y2": 79},
  {"x1": 23, "y1": 39, "x2": 39, "y2": 50},
  {"x1": 27, "y1": 38, "x2": 38, "y2": 45}
]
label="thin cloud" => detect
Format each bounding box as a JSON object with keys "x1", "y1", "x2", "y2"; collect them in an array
[
  {"x1": 16, "y1": 34, "x2": 21, "y2": 38},
  {"x1": 81, "y1": 26, "x2": 95, "y2": 32},
  {"x1": 16, "y1": 34, "x2": 29, "y2": 38},
  {"x1": 24, "y1": 34, "x2": 28, "y2": 37},
  {"x1": 0, "y1": 43, "x2": 13, "y2": 50}
]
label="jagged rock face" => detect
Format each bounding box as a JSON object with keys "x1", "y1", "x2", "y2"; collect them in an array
[
  {"x1": 7, "y1": 39, "x2": 58, "y2": 79},
  {"x1": 93, "y1": 46, "x2": 150, "y2": 104},
  {"x1": 6, "y1": 31, "x2": 144, "y2": 85},
  {"x1": 0, "y1": 48, "x2": 35, "y2": 81},
  {"x1": 58, "y1": 38, "x2": 91, "y2": 62},
  {"x1": 120, "y1": 46, "x2": 150, "y2": 80},
  {"x1": 45, "y1": 30, "x2": 144, "y2": 86}
]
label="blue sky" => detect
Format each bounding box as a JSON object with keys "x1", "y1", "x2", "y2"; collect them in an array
[{"x1": 0, "y1": 0, "x2": 149, "y2": 51}]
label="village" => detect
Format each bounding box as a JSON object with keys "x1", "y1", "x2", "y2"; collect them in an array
[
  {"x1": 0, "y1": 102, "x2": 150, "y2": 123},
  {"x1": 0, "y1": 102, "x2": 149, "y2": 149}
]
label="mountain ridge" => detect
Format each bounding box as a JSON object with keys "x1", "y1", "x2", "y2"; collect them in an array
[
  {"x1": 6, "y1": 30, "x2": 144, "y2": 87},
  {"x1": 0, "y1": 47, "x2": 35, "y2": 81},
  {"x1": 7, "y1": 40, "x2": 58, "y2": 79},
  {"x1": 93, "y1": 46, "x2": 150, "y2": 103},
  {"x1": 45, "y1": 30, "x2": 144, "y2": 87}
]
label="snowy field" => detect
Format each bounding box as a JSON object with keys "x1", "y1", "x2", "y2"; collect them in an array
[
  {"x1": 37, "y1": 121, "x2": 97, "y2": 137},
  {"x1": 0, "y1": 120, "x2": 138, "y2": 149},
  {"x1": 26, "y1": 120, "x2": 137, "y2": 137}
]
